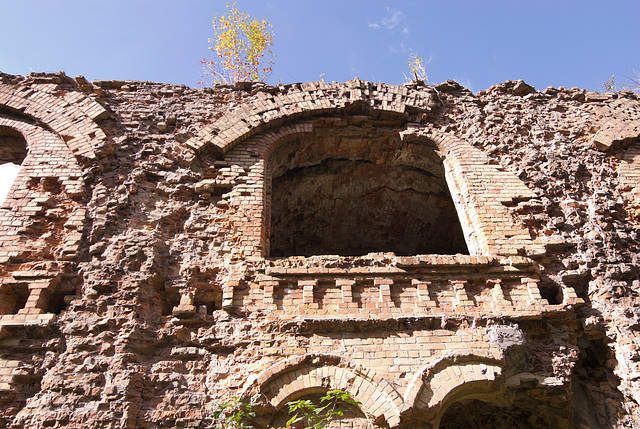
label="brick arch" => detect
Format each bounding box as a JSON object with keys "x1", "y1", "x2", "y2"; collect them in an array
[
  {"x1": 250, "y1": 122, "x2": 313, "y2": 160},
  {"x1": 185, "y1": 79, "x2": 435, "y2": 157},
  {"x1": 241, "y1": 353, "x2": 403, "y2": 427},
  {"x1": 0, "y1": 115, "x2": 84, "y2": 204},
  {"x1": 0, "y1": 83, "x2": 109, "y2": 164},
  {"x1": 402, "y1": 352, "x2": 504, "y2": 425},
  {"x1": 222, "y1": 112, "x2": 559, "y2": 258}
]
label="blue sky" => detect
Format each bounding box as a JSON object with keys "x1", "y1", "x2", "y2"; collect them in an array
[
  {"x1": 0, "y1": 0, "x2": 638, "y2": 201},
  {"x1": 0, "y1": 0, "x2": 639, "y2": 93}
]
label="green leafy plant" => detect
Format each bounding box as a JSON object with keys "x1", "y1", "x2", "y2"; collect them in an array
[
  {"x1": 199, "y1": 2, "x2": 275, "y2": 86},
  {"x1": 211, "y1": 397, "x2": 257, "y2": 428},
  {"x1": 285, "y1": 389, "x2": 361, "y2": 429}
]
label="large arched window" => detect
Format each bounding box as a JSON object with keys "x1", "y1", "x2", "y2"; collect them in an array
[{"x1": 267, "y1": 121, "x2": 469, "y2": 257}]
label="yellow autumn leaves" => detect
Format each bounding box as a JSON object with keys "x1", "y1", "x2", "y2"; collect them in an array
[{"x1": 200, "y1": 2, "x2": 275, "y2": 86}]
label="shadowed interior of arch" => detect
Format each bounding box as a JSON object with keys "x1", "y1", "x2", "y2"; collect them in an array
[
  {"x1": 268, "y1": 123, "x2": 469, "y2": 257},
  {"x1": 438, "y1": 398, "x2": 562, "y2": 429}
]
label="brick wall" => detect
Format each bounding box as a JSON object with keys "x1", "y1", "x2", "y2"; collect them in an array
[{"x1": 0, "y1": 73, "x2": 637, "y2": 428}]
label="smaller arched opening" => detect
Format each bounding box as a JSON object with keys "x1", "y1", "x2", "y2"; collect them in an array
[{"x1": 0, "y1": 126, "x2": 28, "y2": 204}]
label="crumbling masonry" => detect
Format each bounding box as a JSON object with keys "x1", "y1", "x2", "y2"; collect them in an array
[{"x1": 0, "y1": 71, "x2": 639, "y2": 428}]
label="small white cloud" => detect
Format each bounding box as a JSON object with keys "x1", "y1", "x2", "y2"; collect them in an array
[
  {"x1": 369, "y1": 7, "x2": 407, "y2": 33},
  {"x1": 381, "y1": 8, "x2": 403, "y2": 30}
]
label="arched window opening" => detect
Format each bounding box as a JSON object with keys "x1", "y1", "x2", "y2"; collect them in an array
[
  {"x1": 268, "y1": 124, "x2": 469, "y2": 258},
  {"x1": 0, "y1": 126, "x2": 28, "y2": 204}
]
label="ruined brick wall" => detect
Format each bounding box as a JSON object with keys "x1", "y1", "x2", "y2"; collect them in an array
[{"x1": 0, "y1": 71, "x2": 639, "y2": 428}]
